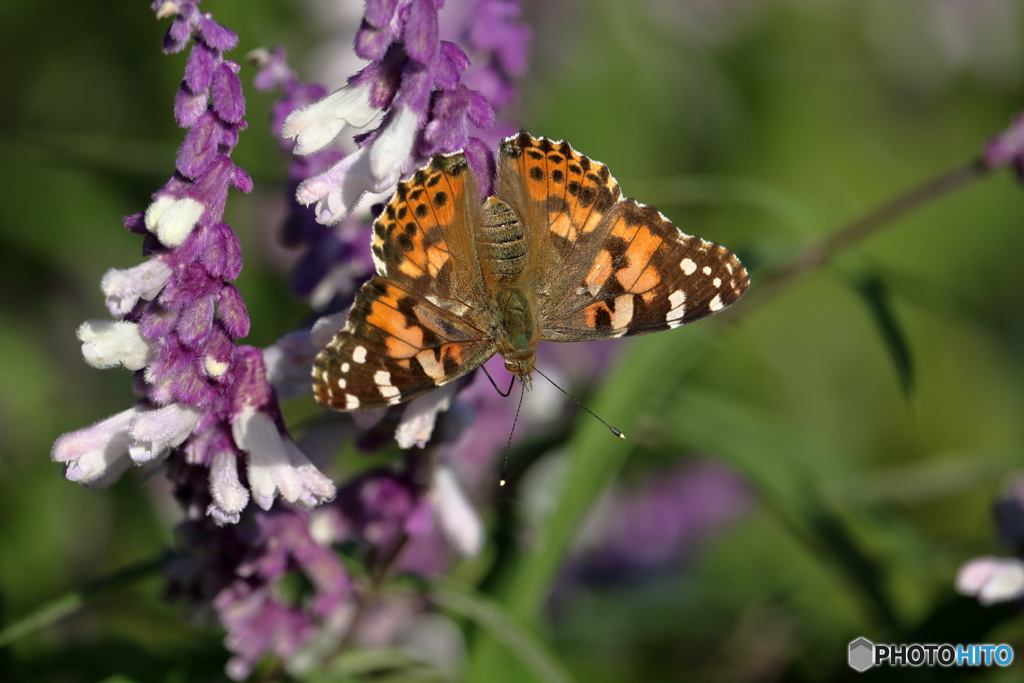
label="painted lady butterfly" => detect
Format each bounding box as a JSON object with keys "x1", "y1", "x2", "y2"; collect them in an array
[{"x1": 312, "y1": 132, "x2": 749, "y2": 411}]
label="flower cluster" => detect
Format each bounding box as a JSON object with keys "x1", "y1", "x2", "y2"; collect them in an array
[
  {"x1": 957, "y1": 472, "x2": 1024, "y2": 605},
  {"x1": 281, "y1": 0, "x2": 528, "y2": 226},
  {"x1": 51, "y1": 0, "x2": 335, "y2": 525}
]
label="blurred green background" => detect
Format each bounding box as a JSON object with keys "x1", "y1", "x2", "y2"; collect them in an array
[{"x1": 4, "y1": 0, "x2": 1024, "y2": 681}]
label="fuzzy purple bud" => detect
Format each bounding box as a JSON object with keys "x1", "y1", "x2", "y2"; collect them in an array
[
  {"x1": 404, "y1": 0, "x2": 440, "y2": 65},
  {"x1": 212, "y1": 62, "x2": 246, "y2": 124},
  {"x1": 218, "y1": 284, "x2": 250, "y2": 339}
]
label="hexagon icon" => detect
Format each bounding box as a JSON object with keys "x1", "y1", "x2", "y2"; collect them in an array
[{"x1": 849, "y1": 637, "x2": 875, "y2": 672}]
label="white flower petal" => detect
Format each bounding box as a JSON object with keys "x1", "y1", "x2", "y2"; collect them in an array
[
  {"x1": 263, "y1": 331, "x2": 317, "y2": 398},
  {"x1": 77, "y1": 319, "x2": 154, "y2": 371},
  {"x1": 369, "y1": 106, "x2": 419, "y2": 192},
  {"x1": 432, "y1": 466, "x2": 484, "y2": 558},
  {"x1": 127, "y1": 403, "x2": 202, "y2": 463},
  {"x1": 283, "y1": 82, "x2": 378, "y2": 156},
  {"x1": 208, "y1": 450, "x2": 250, "y2": 523},
  {"x1": 395, "y1": 384, "x2": 455, "y2": 449},
  {"x1": 957, "y1": 556, "x2": 1024, "y2": 605},
  {"x1": 52, "y1": 407, "x2": 138, "y2": 488},
  {"x1": 232, "y1": 406, "x2": 335, "y2": 510},
  {"x1": 145, "y1": 196, "x2": 205, "y2": 247},
  {"x1": 100, "y1": 259, "x2": 173, "y2": 317},
  {"x1": 296, "y1": 147, "x2": 376, "y2": 225}
]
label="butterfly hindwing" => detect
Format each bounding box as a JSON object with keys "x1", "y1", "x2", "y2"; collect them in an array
[{"x1": 312, "y1": 277, "x2": 496, "y2": 410}]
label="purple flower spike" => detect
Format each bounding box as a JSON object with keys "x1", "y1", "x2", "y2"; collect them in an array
[{"x1": 55, "y1": 0, "x2": 336, "y2": 551}]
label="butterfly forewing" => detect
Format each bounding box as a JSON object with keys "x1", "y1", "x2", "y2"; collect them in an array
[
  {"x1": 540, "y1": 198, "x2": 749, "y2": 340},
  {"x1": 370, "y1": 152, "x2": 491, "y2": 313}
]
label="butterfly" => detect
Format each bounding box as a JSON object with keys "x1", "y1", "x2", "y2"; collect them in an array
[{"x1": 312, "y1": 132, "x2": 749, "y2": 411}]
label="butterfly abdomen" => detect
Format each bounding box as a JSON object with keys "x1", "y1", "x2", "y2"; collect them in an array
[{"x1": 479, "y1": 197, "x2": 528, "y2": 283}]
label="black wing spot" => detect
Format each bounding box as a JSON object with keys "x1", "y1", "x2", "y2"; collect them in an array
[
  {"x1": 551, "y1": 169, "x2": 564, "y2": 183},
  {"x1": 427, "y1": 173, "x2": 442, "y2": 187},
  {"x1": 579, "y1": 157, "x2": 591, "y2": 172},
  {"x1": 578, "y1": 186, "x2": 596, "y2": 207},
  {"x1": 385, "y1": 205, "x2": 396, "y2": 219},
  {"x1": 527, "y1": 150, "x2": 544, "y2": 160},
  {"x1": 396, "y1": 233, "x2": 414, "y2": 252},
  {"x1": 569, "y1": 163, "x2": 582, "y2": 175},
  {"x1": 404, "y1": 221, "x2": 417, "y2": 235},
  {"x1": 567, "y1": 180, "x2": 581, "y2": 196},
  {"x1": 433, "y1": 190, "x2": 449, "y2": 207},
  {"x1": 547, "y1": 153, "x2": 564, "y2": 164},
  {"x1": 415, "y1": 204, "x2": 429, "y2": 219},
  {"x1": 529, "y1": 166, "x2": 544, "y2": 182},
  {"x1": 397, "y1": 206, "x2": 408, "y2": 220},
  {"x1": 410, "y1": 189, "x2": 424, "y2": 200},
  {"x1": 537, "y1": 138, "x2": 554, "y2": 153},
  {"x1": 374, "y1": 223, "x2": 386, "y2": 238}
]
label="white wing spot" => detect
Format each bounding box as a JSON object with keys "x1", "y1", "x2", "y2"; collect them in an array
[
  {"x1": 337, "y1": 378, "x2": 347, "y2": 389},
  {"x1": 713, "y1": 277, "x2": 721, "y2": 288},
  {"x1": 341, "y1": 362, "x2": 350, "y2": 373},
  {"x1": 374, "y1": 370, "x2": 400, "y2": 399},
  {"x1": 416, "y1": 350, "x2": 445, "y2": 380},
  {"x1": 345, "y1": 394, "x2": 360, "y2": 409},
  {"x1": 681, "y1": 258, "x2": 697, "y2": 275},
  {"x1": 353, "y1": 346, "x2": 367, "y2": 364},
  {"x1": 709, "y1": 294, "x2": 724, "y2": 311},
  {"x1": 702, "y1": 266, "x2": 712, "y2": 276},
  {"x1": 667, "y1": 290, "x2": 687, "y2": 323}
]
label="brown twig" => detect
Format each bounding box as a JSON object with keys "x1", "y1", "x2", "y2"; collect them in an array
[{"x1": 732, "y1": 158, "x2": 991, "y2": 314}]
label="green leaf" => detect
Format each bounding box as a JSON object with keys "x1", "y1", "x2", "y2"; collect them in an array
[
  {"x1": 430, "y1": 581, "x2": 576, "y2": 683},
  {"x1": 849, "y1": 271, "x2": 915, "y2": 399}
]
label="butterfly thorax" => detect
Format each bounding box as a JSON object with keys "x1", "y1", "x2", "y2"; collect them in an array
[{"x1": 480, "y1": 196, "x2": 539, "y2": 388}]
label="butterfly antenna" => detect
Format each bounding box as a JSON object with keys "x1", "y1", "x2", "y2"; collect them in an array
[
  {"x1": 499, "y1": 382, "x2": 526, "y2": 487},
  {"x1": 481, "y1": 365, "x2": 515, "y2": 397},
  {"x1": 534, "y1": 367, "x2": 625, "y2": 439}
]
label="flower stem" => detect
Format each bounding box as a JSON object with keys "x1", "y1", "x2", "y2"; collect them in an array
[
  {"x1": 0, "y1": 557, "x2": 164, "y2": 648},
  {"x1": 336, "y1": 532, "x2": 412, "y2": 653},
  {"x1": 738, "y1": 158, "x2": 991, "y2": 312}
]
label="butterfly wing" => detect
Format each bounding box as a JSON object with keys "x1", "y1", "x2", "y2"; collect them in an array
[
  {"x1": 313, "y1": 277, "x2": 496, "y2": 410},
  {"x1": 313, "y1": 152, "x2": 498, "y2": 411},
  {"x1": 494, "y1": 132, "x2": 748, "y2": 341}
]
